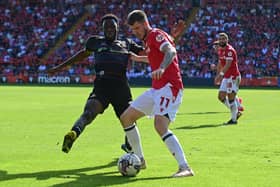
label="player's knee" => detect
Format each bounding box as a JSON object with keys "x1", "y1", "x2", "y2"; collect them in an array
[
  {"x1": 218, "y1": 95, "x2": 224, "y2": 102},
  {"x1": 154, "y1": 117, "x2": 169, "y2": 136},
  {"x1": 154, "y1": 124, "x2": 168, "y2": 137},
  {"x1": 120, "y1": 112, "x2": 134, "y2": 127},
  {"x1": 228, "y1": 93, "x2": 236, "y2": 101},
  {"x1": 120, "y1": 113, "x2": 129, "y2": 127}
]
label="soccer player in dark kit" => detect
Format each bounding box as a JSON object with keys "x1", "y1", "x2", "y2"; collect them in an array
[
  {"x1": 48, "y1": 14, "x2": 143, "y2": 153},
  {"x1": 48, "y1": 13, "x2": 185, "y2": 155}
]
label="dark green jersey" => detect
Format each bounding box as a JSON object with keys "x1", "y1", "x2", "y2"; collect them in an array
[{"x1": 85, "y1": 35, "x2": 144, "y2": 82}]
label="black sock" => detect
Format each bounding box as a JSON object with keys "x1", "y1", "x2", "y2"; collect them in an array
[{"x1": 71, "y1": 126, "x2": 82, "y2": 137}]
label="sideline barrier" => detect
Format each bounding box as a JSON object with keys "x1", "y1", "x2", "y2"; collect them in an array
[
  {"x1": 240, "y1": 77, "x2": 278, "y2": 87},
  {"x1": 0, "y1": 75, "x2": 279, "y2": 87}
]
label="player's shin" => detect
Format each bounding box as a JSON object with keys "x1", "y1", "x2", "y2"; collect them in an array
[
  {"x1": 222, "y1": 97, "x2": 230, "y2": 109},
  {"x1": 71, "y1": 120, "x2": 86, "y2": 137},
  {"x1": 71, "y1": 110, "x2": 97, "y2": 137},
  {"x1": 124, "y1": 123, "x2": 144, "y2": 159},
  {"x1": 162, "y1": 130, "x2": 189, "y2": 169},
  {"x1": 229, "y1": 99, "x2": 238, "y2": 121},
  {"x1": 235, "y1": 96, "x2": 241, "y2": 108}
]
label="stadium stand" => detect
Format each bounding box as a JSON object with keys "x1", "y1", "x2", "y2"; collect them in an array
[
  {"x1": 181, "y1": 1, "x2": 279, "y2": 78},
  {"x1": 0, "y1": 0, "x2": 85, "y2": 82},
  {"x1": 0, "y1": 0, "x2": 279, "y2": 85}
]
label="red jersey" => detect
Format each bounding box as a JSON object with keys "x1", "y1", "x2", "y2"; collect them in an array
[
  {"x1": 218, "y1": 44, "x2": 240, "y2": 79},
  {"x1": 144, "y1": 28, "x2": 183, "y2": 95}
]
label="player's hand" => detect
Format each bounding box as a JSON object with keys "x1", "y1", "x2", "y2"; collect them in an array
[
  {"x1": 151, "y1": 68, "x2": 165, "y2": 80},
  {"x1": 171, "y1": 20, "x2": 186, "y2": 41}
]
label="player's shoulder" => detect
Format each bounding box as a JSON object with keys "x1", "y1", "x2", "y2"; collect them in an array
[
  {"x1": 224, "y1": 44, "x2": 236, "y2": 58},
  {"x1": 150, "y1": 28, "x2": 167, "y2": 37},
  {"x1": 85, "y1": 35, "x2": 105, "y2": 51},
  {"x1": 148, "y1": 28, "x2": 168, "y2": 43},
  {"x1": 226, "y1": 44, "x2": 236, "y2": 52}
]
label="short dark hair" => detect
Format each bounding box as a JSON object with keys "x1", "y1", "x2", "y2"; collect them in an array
[
  {"x1": 101, "y1": 14, "x2": 119, "y2": 25},
  {"x1": 127, "y1": 10, "x2": 148, "y2": 25}
]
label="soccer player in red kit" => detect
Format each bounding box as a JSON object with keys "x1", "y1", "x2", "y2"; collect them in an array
[
  {"x1": 212, "y1": 41, "x2": 244, "y2": 114},
  {"x1": 214, "y1": 33, "x2": 242, "y2": 125},
  {"x1": 120, "y1": 10, "x2": 194, "y2": 177}
]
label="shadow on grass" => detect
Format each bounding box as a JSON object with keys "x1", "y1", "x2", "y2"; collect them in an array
[
  {"x1": 177, "y1": 111, "x2": 228, "y2": 115},
  {"x1": 0, "y1": 158, "x2": 172, "y2": 186},
  {"x1": 174, "y1": 123, "x2": 224, "y2": 130},
  {"x1": 175, "y1": 111, "x2": 229, "y2": 129}
]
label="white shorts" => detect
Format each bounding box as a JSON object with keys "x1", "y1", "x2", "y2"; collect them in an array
[
  {"x1": 131, "y1": 83, "x2": 183, "y2": 122},
  {"x1": 219, "y1": 76, "x2": 241, "y2": 93}
]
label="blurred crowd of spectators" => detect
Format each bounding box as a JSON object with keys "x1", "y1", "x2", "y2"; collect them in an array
[
  {"x1": 180, "y1": 3, "x2": 280, "y2": 78},
  {"x1": 46, "y1": 0, "x2": 191, "y2": 78},
  {"x1": 0, "y1": 0, "x2": 279, "y2": 83},
  {"x1": 0, "y1": 0, "x2": 86, "y2": 81}
]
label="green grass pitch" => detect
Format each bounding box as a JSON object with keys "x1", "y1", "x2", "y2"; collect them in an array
[{"x1": 0, "y1": 86, "x2": 279, "y2": 187}]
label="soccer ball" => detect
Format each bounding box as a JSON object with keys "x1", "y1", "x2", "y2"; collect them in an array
[{"x1": 117, "y1": 153, "x2": 141, "y2": 177}]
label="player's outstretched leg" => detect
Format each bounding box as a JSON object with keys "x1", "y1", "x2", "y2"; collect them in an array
[{"x1": 61, "y1": 99, "x2": 102, "y2": 153}]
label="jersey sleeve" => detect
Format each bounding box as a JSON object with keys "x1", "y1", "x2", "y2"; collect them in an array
[
  {"x1": 149, "y1": 31, "x2": 170, "y2": 52},
  {"x1": 85, "y1": 35, "x2": 100, "y2": 52},
  {"x1": 126, "y1": 38, "x2": 144, "y2": 55}
]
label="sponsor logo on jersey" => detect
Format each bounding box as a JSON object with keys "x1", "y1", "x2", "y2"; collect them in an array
[{"x1": 156, "y1": 34, "x2": 164, "y2": 42}]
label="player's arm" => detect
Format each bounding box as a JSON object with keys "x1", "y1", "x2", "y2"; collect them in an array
[
  {"x1": 214, "y1": 60, "x2": 222, "y2": 85},
  {"x1": 130, "y1": 52, "x2": 149, "y2": 63},
  {"x1": 160, "y1": 43, "x2": 176, "y2": 69},
  {"x1": 219, "y1": 57, "x2": 232, "y2": 77},
  {"x1": 127, "y1": 38, "x2": 149, "y2": 63},
  {"x1": 48, "y1": 36, "x2": 97, "y2": 74},
  {"x1": 216, "y1": 60, "x2": 222, "y2": 73},
  {"x1": 215, "y1": 57, "x2": 232, "y2": 85},
  {"x1": 129, "y1": 42, "x2": 176, "y2": 66},
  {"x1": 170, "y1": 19, "x2": 186, "y2": 45},
  {"x1": 48, "y1": 49, "x2": 91, "y2": 74},
  {"x1": 152, "y1": 43, "x2": 176, "y2": 80}
]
